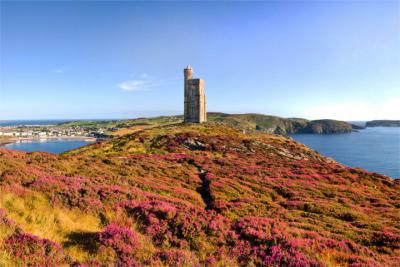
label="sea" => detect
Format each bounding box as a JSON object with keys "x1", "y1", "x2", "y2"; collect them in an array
[
  {"x1": 0, "y1": 119, "x2": 96, "y2": 153},
  {"x1": 1, "y1": 121, "x2": 399, "y2": 178},
  {"x1": 0, "y1": 120, "x2": 72, "y2": 126},
  {"x1": 290, "y1": 127, "x2": 400, "y2": 178},
  {"x1": 4, "y1": 139, "x2": 94, "y2": 154},
  {"x1": 0, "y1": 119, "x2": 115, "y2": 126}
]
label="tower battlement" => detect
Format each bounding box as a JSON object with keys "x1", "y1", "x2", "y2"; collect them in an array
[{"x1": 184, "y1": 66, "x2": 206, "y2": 123}]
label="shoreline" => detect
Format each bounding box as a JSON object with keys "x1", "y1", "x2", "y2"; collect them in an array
[{"x1": 0, "y1": 136, "x2": 97, "y2": 146}]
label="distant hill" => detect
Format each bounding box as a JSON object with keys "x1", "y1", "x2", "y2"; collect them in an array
[
  {"x1": 366, "y1": 120, "x2": 400, "y2": 127},
  {"x1": 208, "y1": 113, "x2": 355, "y2": 134},
  {"x1": 0, "y1": 123, "x2": 398, "y2": 266},
  {"x1": 59, "y1": 113, "x2": 358, "y2": 135}
]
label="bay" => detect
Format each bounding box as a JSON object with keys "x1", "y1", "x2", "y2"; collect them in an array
[
  {"x1": 291, "y1": 127, "x2": 400, "y2": 178},
  {"x1": 0, "y1": 120, "x2": 72, "y2": 126},
  {"x1": 4, "y1": 139, "x2": 94, "y2": 154}
]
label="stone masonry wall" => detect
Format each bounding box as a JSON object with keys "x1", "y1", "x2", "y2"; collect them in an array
[{"x1": 184, "y1": 67, "x2": 206, "y2": 123}]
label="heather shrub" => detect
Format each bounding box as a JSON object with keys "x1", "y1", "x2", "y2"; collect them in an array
[
  {"x1": 122, "y1": 200, "x2": 235, "y2": 255},
  {"x1": 371, "y1": 231, "x2": 400, "y2": 249},
  {"x1": 346, "y1": 255, "x2": 381, "y2": 267},
  {"x1": 3, "y1": 232, "x2": 67, "y2": 266},
  {"x1": 263, "y1": 244, "x2": 325, "y2": 267},
  {"x1": 234, "y1": 217, "x2": 284, "y2": 243},
  {"x1": 336, "y1": 210, "x2": 363, "y2": 222},
  {"x1": 1, "y1": 124, "x2": 399, "y2": 266},
  {"x1": 273, "y1": 186, "x2": 294, "y2": 199},
  {"x1": 98, "y1": 224, "x2": 141, "y2": 266},
  {"x1": 316, "y1": 237, "x2": 352, "y2": 253},
  {"x1": 152, "y1": 248, "x2": 201, "y2": 267},
  {"x1": 233, "y1": 217, "x2": 324, "y2": 267},
  {"x1": 30, "y1": 176, "x2": 104, "y2": 211}
]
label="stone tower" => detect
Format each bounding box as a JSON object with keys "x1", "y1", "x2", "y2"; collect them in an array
[{"x1": 184, "y1": 66, "x2": 207, "y2": 123}]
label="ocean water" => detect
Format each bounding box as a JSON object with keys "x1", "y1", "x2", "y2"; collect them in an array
[
  {"x1": 0, "y1": 119, "x2": 116, "y2": 126},
  {"x1": 4, "y1": 139, "x2": 94, "y2": 154},
  {"x1": 0, "y1": 120, "x2": 72, "y2": 126},
  {"x1": 291, "y1": 127, "x2": 400, "y2": 178}
]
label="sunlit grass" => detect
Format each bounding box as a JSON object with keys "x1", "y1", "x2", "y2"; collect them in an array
[{"x1": 0, "y1": 191, "x2": 101, "y2": 262}]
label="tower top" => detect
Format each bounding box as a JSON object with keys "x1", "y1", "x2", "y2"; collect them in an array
[{"x1": 184, "y1": 65, "x2": 193, "y2": 80}]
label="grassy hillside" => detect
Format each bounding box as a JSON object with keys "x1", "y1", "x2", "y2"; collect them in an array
[
  {"x1": 207, "y1": 113, "x2": 310, "y2": 134},
  {"x1": 60, "y1": 113, "x2": 356, "y2": 136},
  {"x1": 0, "y1": 123, "x2": 398, "y2": 266},
  {"x1": 58, "y1": 116, "x2": 182, "y2": 129}
]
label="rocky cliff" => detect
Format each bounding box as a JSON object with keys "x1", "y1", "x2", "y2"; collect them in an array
[{"x1": 208, "y1": 113, "x2": 355, "y2": 134}]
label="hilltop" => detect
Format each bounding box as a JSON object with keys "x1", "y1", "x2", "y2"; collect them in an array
[
  {"x1": 207, "y1": 113, "x2": 355, "y2": 134},
  {"x1": 58, "y1": 113, "x2": 357, "y2": 136},
  {"x1": 0, "y1": 123, "x2": 399, "y2": 266}
]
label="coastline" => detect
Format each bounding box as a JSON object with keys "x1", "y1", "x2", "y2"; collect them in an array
[{"x1": 0, "y1": 136, "x2": 97, "y2": 146}]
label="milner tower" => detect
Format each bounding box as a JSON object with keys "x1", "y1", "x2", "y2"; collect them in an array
[{"x1": 183, "y1": 66, "x2": 207, "y2": 123}]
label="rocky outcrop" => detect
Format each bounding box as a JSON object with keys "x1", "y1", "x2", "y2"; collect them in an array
[
  {"x1": 299, "y1": 119, "x2": 353, "y2": 134},
  {"x1": 208, "y1": 113, "x2": 355, "y2": 134}
]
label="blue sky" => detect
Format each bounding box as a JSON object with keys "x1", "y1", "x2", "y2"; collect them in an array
[{"x1": 0, "y1": 1, "x2": 399, "y2": 120}]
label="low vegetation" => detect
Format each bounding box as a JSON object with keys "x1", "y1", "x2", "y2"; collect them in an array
[
  {"x1": 0, "y1": 123, "x2": 398, "y2": 266},
  {"x1": 59, "y1": 113, "x2": 358, "y2": 136}
]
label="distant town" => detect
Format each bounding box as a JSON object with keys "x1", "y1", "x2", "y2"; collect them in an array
[
  {"x1": 0, "y1": 116, "x2": 182, "y2": 146},
  {"x1": 0, "y1": 123, "x2": 109, "y2": 144}
]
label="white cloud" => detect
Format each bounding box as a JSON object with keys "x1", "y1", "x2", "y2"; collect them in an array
[
  {"x1": 119, "y1": 80, "x2": 148, "y2": 91},
  {"x1": 118, "y1": 73, "x2": 160, "y2": 91}
]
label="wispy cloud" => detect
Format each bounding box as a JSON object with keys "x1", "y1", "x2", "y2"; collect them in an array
[
  {"x1": 118, "y1": 73, "x2": 160, "y2": 91},
  {"x1": 53, "y1": 69, "x2": 65, "y2": 74},
  {"x1": 119, "y1": 80, "x2": 148, "y2": 91}
]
